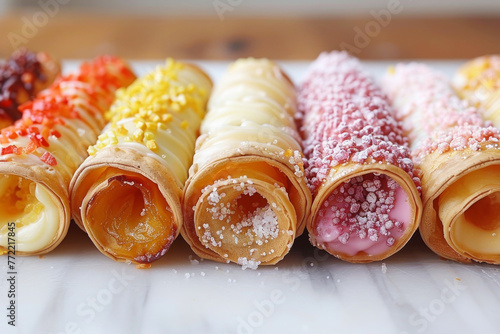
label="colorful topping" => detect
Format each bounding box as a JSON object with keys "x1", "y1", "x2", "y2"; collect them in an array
[
  {"x1": 89, "y1": 59, "x2": 208, "y2": 157},
  {"x1": 314, "y1": 174, "x2": 410, "y2": 255},
  {"x1": 298, "y1": 51, "x2": 420, "y2": 193},
  {"x1": 454, "y1": 55, "x2": 500, "y2": 105},
  {"x1": 453, "y1": 55, "x2": 500, "y2": 129},
  {"x1": 0, "y1": 49, "x2": 48, "y2": 121},
  {"x1": 40, "y1": 152, "x2": 57, "y2": 166},
  {"x1": 382, "y1": 63, "x2": 500, "y2": 161},
  {"x1": 0, "y1": 55, "x2": 135, "y2": 167}
]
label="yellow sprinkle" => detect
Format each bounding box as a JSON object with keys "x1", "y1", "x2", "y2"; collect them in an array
[
  {"x1": 150, "y1": 114, "x2": 160, "y2": 123},
  {"x1": 133, "y1": 129, "x2": 144, "y2": 141},
  {"x1": 146, "y1": 122, "x2": 156, "y2": 131},
  {"x1": 117, "y1": 126, "x2": 128, "y2": 136},
  {"x1": 162, "y1": 114, "x2": 173, "y2": 122},
  {"x1": 136, "y1": 121, "x2": 146, "y2": 130},
  {"x1": 284, "y1": 149, "x2": 293, "y2": 158},
  {"x1": 146, "y1": 140, "x2": 158, "y2": 151},
  {"x1": 388, "y1": 66, "x2": 395, "y2": 75},
  {"x1": 87, "y1": 146, "x2": 97, "y2": 156},
  {"x1": 100, "y1": 59, "x2": 208, "y2": 151},
  {"x1": 171, "y1": 103, "x2": 180, "y2": 112},
  {"x1": 177, "y1": 94, "x2": 187, "y2": 105}
]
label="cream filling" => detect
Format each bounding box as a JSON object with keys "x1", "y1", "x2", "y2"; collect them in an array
[
  {"x1": 451, "y1": 193, "x2": 500, "y2": 255},
  {"x1": 0, "y1": 180, "x2": 60, "y2": 253},
  {"x1": 438, "y1": 165, "x2": 500, "y2": 261}
]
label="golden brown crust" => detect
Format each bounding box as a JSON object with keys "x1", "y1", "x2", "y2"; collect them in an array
[
  {"x1": 418, "y1": 143, "x2": 500, "y2": 264},
  {"x1": 182, "y1": 147, "x2": 311, "y2": 265},
  {"x1": 69, "y1": 144, "x2": 183, "y2": 264}
]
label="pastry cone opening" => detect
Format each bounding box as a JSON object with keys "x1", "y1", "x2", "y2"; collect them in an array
[
  {"x1": 82, "y1": 168, "x2": 177, "y2": 264},
  {"x1": 310, "y1": 168, "x2": 419, "y2": 262},
  {"x1": 0, "y1": 174, "x2": 62, "y2": 253},
  {"x1": 186, "y1": 158, "x2": 303, "y2": 267},
  {"x1": 438, "y1": 165, "x2": 500, "y2": 262},
  {"x1": 299, "y1": 52, "x2": 422, "y2": 263}
]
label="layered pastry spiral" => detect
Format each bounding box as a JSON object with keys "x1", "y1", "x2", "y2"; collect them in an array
[
  {"x1": 70, "y1": 60, "x2": 212, "y2": 265},
  {"x1": 298, "y1": 51, "x2": 422, "y2": 262},
  {"x1": 383, "y1": 63, "x2": 500, "y2": 264},
  {"x1": 0, "y1": 56, "x2": 135, "y2": 255},
  {"x1": 182, "y1": 58, "x2": 311, "y2": 269}
]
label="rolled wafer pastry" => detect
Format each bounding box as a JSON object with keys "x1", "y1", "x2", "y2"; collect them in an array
[
  {"x1": 383, "y1": 63, "x2": 500, "y2": 264},
  {"x1": 0, "y1": 49, "x2": 60, "y2": 128},
  {"x1": 453, "y1": 55, "x2": 500, "y2": 127},
  {"x1": 298, "y1": 51, "x2": 422, "y2": 263},
  {"x1": 70, "y1": 60, "x2": 212, "y2": 266},
  {"x1": 0, "y1": 56, "x2": 135, "y2": 256},
  {"x1": 182, "y1": 58, "x2": 311, "y2": 269}
]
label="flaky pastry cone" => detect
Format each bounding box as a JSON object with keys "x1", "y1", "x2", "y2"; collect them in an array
[
  {"x1": 182, "y1": 58, "x2": 311, "y2": 269},
  {"x1": 70, "y1": 60, "x2": 212, "y2": 265},
  {"x1": 453, "y1": 55, "x2": 500, "y2": 127},
  {"x1": 298, "y1": 51, "x2": 422, "y2": 263},
  {"x1": 0, "y1": 56, "x2": 135, "y2": 256},
  {"x1": 0, "y1": 49, "x2": 60, "y2": 128},
  {"x1": 383, "y1": 63, "x2": 500, "y2": 264}
]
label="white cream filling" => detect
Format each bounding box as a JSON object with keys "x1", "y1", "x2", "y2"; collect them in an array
[
  {"x1": 0, "y1": 182, "x2": 59, "y2": 253},
  {"x1": 450, "y1": 192, "x2": 500, "y2": 256}
]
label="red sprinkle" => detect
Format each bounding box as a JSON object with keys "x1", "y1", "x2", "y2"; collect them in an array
[
  {"x1": 1, "y1": 145, "x2": 18, "y2": 155},
  {"x1": 40, "y1": 152, "x2": 57, "y2": 166},
  {"x1": 0, "y1": 56, "x2": 136, "y2": 158}
]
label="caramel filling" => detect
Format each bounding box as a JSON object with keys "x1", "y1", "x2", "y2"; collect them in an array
[{"x1": 85, "y1": 170, "x2": 176, "y2": 263}]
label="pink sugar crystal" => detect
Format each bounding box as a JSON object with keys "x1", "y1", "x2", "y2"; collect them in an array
[
  {"x1": 297, "y1": 51, "x2": 420, "y2": 193},
  {"x1": 381, "y1": 63, "x2": 500, "y2": 161}
]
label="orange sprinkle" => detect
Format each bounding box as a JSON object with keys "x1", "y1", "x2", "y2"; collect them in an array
[
  {"x1": 24, "y1": 141, "x2": 37, "y2": 154},
  {"x1": 50, "y1": 129, "x2": 61, "y2": 138},
  {"x1": 40, "y1": 152, "x2": 57, "y2": 166},
  {"x1": 0, "y1": 55, "x2": 136, "y2": 158},
  {"x1": 1, "y1": 145, "x2": 18, "y2": 155}
]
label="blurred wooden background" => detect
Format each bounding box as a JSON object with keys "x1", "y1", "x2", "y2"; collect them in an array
[{"x1": 1, "y1": 13, "x2": 500, "y2": 60}]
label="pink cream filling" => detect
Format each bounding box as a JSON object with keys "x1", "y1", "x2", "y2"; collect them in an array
[{"x1": 314, "y1": 174, "x2": 411, "y2": 257}]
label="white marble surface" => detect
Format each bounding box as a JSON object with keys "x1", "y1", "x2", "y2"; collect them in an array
[{"x1": 2, "y1": 61, "x2": 499, "y2": 334}]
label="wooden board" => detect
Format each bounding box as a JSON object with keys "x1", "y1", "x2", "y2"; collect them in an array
[{"x1": 1, "y1": 13, "x2": 500, "y2": 60}]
